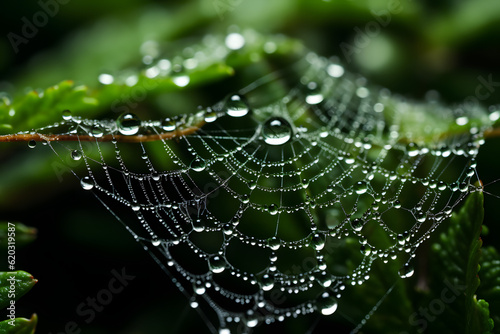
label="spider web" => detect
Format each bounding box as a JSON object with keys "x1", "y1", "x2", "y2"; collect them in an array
[{"x1": 29, "y1": 51, "x2": 492, "y2": 333}]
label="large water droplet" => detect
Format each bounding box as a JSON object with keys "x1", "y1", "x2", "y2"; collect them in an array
[
  {"x1": 225, "y1": 94, "x2": 250, "y2": 117},
  {"x1": 305, "y1": 82, "x2": 324, "y2": 105},
  {"x1": 71, "y1": 150, "x2": 82, "y2": 161},
  {"x1": 117, "y1": 113, "x2": 141, "y2": 135},
  {"x1": 161, "y1": 118, "x2": 176, "y2": 132},
  {"x1": 192, "y1": 219, "x2": 205, "y2": 232},
  {"x1": 399, "y1": 263, "x2": 414, "y2": 278},
  {"x1": 28, "y1": 140, "x2": 37, "y2": 149},
  {"x1": 62, "y1": 109, "x2": 72, "y2": 121},
  {"x1": 317, "y1": 294, "x2": 338, "y2": 315},
  {"x1": 260, "y1": 274, "x2": 274, "y2": 291},
  {"x1": 209, "y1": 256, "x2": 226, "y2": 273},
  {"x1": 91, "y1": 126, "x2": 103, "y2": 138},
  {"x1": 191, "y1": 157, "x2": 206, "y2": 172},
  {"x1": 311, "y1": 233, "x2": 326, "y2": 251},
  {"x1": 354, "y1": 181, "x2": 368, "y2": 195},
  {"x1": 267, "y1": 237, "x2": 281, "y2": 250},
  {"x1": 193, "y1": 281, "x2": 206, "y2": 295},
  {"x1": 351, "y1": 218, "x2": 364, "y2": 232},
  {"x1": 80, "y1": 176, "x2": 94, "y2": 190},
  {"x1": 262, "y1": 117, "x2": 292, "y2": 146}
]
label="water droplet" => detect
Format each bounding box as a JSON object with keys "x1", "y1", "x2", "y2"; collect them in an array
[
  {"x1": 267, "y1": 237, "x2": 281, "y2": 250},
  {"x1": 80, "y1": 176, "x2": 94, "y2": 190},
  {"x1": 173, "y1": 75, "x2": 190, "y2": 87},
  {"x1": 204, "y1": 111, "x2": 218, "y2": 123},
  {"x1": 248, "y1": 180, "x2": 257, "y2": 190},
  {"x1": 152, "y1": 239, "x2": 161, "y2": 247},
  {"x1": 354, "y1": 181, "x2": 368, "y2": 195},
  {"x1": 161, "y1": 118, "x2": 176, "y2": 131},
  {"x1": 407, "y1": 143, "x2": 420, "y2": 157},
  {"x1": 268, "y1": 204, "x2": 278, "y2": 215},
  {"x1": 117, "y1": 113, "x2": 141, "y2": 135},
  {"x1": 193, "y1": 281, "x2": 206, "y2": 295},
  {"x1": 62, "y1": 109, "x2": 72, "y2": 121},
  {"x1": 305, "y1": 82, "x2": 324, "y2": 105},
  {"x1": 193, "y1": 219, "x2": 205, "y2": 232},
  {"x1": 91, "y1": 125, "x2": 103, "y2": 138},
  {"x1": 262, "y1": 117, "x2": 293, "y2": 146},
  {"x1": 399, "y1": 263, "x2": 414, "y2": 278},
  {"x1": 191, "y1": 157, "x2": 206, "y2": 172},
  {"x1": 209, "y1": 256, "x2": 226, "y2": 273},
  {"x1": 327, "y1": 64, "x2": 344, "y2": 78},
  {"x1": 225, "y1": 32, "x2": 245, "y2": 50},
  {"x1": 351, "y1": 218, "x2": 363, "y2": 232},
  {"x1": 71, "y1": 150, "x2": 82, "y2": 161},
  {"x1": 225, "y1": 94, "x2": 250, "y2": 117},
  {"x1": 246, "y1": 315, "x2": 259, "y2": 328},
  {"x1": 189, "y1": 296, "x2": 199, "y2": 308},
  {"x1": 260, "y1": 274, "x2": 274, "y2": 291},
  {"x1": 311, "y1": 233, "x2": 326, "y2": 251},
  {"x1": 219, "y1": 328, "x2": 231, "y2": 334},
  {"x1": 28, "y1": 140, "x2": 37, "y2": 149},
  {"x1": 317, "y1": 294, "x2": 338, "y2": 315}
]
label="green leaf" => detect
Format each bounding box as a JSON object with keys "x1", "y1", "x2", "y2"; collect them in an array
[
  {"x1": 428, "y1": 190, "x2": 494, "y2": 333},
  {"x1": 0, "y1": 222, "x2": 37, "y2": 249},
  {"x1": 0, "y1": 271, "x2": 38, "y2": 309},
  {"x1": 477, "y1": 245, "x2": 500, "y2": 332},
  {"x1": 0, "y1": 314, "x2": 37, "y2": 334}
]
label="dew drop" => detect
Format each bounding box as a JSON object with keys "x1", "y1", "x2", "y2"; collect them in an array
[
  {"x1": 189, "y1": 296, "x2": 199, "y2": 309},
  {"x1": 28, "y1": 140, "x2": 37, "y2": 149},
  {"x1": 311, "y1": 233, "x2": 326, "y2": 251},
  {"x1": 91, "y1": 126, "x2": 103, "y2": 138},
  {"x1": 193, "y1": 281, "x2": 206, "y2": 295},
  {"x1": 246, "y1": 315, "x2": 259, "y2": 328},
  {"x1": 225, "y1": 94, "x2": 250, "y2": 117},
  {"x1": 71, "y1": 150, "x2": 82, "y2": 161},
  {"x1": 262, "y1": 117, "x2": 293, "y2": 146},
  {"x1": 161, "y1": 118, "x2": 176, "y2": 131},
  {"x1": 152, "y1": 239, "x2": 161, "y2": 247},
  {"x1": 191, "y1": 157, "x2": 206, "y2": 172},
  {"x1": 260, "y1": 274, "x2": 274, "y2": 291},
  {"x1": 354, "y1": 181, "x2": 368, "y2": 195},
  {"x1": 225, "y1": 32, "x2": 245, "y2": 50},
  {"x1": 399, "y1": 263, "x2": 414, "y2": 278},
  {"x1": 209, "y1": 256, "x2": 226, "y2": 274},
  {"x1": 317, "y1": 294, "x2": 338, "y2": 315},
  {"x1": 62, "y1": 109, "x2": 72, "y2": 121},
  {"x1": 173, "y1": 75, "x2": 190, "y2": 87},
  {"x1": 192, "y1": 219, "x2": 205, "y2": 232},
  {"x1": 305, "y1": 82, "x2": 324, "y2": 105},
  {"x1": 351, "y1": 218, "x2": 364, "y2": 232},
  {"x1": 267, "y1": 237, "x2": 281, "y2": 250},
  {"x1": 204, "y1": 111, "x2": 218, "y2": 123},
  {"x1": 268, "y1": 204, "x2": 278, "y2": 215},
  {"x1": 117, "y1": 113, "x2": 141, "y2": 135},
  {"x1": 80, "y1": 176, "x2": 94, "y2": 190}
]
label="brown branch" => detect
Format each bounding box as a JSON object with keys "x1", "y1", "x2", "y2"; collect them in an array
[{"x1": 0, "y1": 123, "x2": 205, "y2": 143}]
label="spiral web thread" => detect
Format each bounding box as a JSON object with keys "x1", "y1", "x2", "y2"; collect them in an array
[{"x1": 33, "y1": 52, "x2": 494, "y2": 333}]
